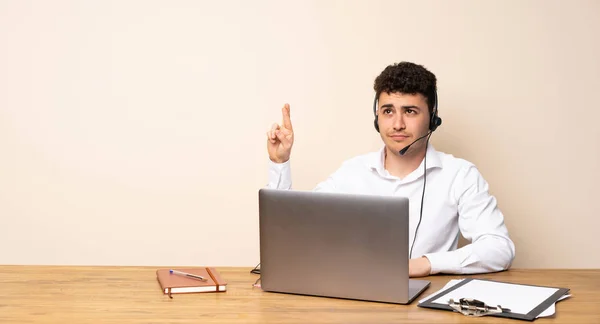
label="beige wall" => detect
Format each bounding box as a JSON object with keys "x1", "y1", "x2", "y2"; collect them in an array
[{"x1": 1, "y1": 0, "x2": 598, "y2": 268}]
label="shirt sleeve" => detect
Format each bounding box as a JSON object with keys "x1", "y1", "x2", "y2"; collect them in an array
[
  {"x1": 424, "y1": 165, "x2": 516, "y2": 275},
  {"x1": 266, "y1": 159, "x2": 293, "y2": 189},
  {"x1": 266, "y1": 158, "x2": 340, "y2": 192}
]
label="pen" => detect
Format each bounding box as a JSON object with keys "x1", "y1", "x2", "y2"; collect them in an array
[{"x1": 169, "y1": 269, "x2": 208, "y2": 281}]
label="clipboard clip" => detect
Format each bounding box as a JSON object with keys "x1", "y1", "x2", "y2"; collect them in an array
[{"x1": 448, "y1": 298, "x2": 511, "y2": 317}]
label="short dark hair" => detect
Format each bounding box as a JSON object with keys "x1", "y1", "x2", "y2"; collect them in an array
[{"x1": 373, "y1": 62, "x2": 437, "y2": 113}]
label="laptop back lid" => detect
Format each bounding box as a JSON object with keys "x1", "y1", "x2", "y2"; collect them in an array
[{"x1": 259, "y1": 188, "x2": 419, "y2": 304}]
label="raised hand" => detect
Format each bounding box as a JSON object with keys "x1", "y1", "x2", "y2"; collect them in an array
[{"x1": 266, "y1": 104, "x2": 294, "y2": 163}]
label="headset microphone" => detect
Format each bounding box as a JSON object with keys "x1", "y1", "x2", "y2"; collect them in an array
[{"x1": 398, "y1": 132, "x2": 431, "y2": 156}]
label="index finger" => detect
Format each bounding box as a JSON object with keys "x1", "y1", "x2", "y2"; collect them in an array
[{"x1": 282, "y1": 103, "x2": 293, "y2": 130}]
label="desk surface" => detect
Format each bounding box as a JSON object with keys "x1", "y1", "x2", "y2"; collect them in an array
[{"x1": 1, "y1": 266, "x2": 599, "y2": 323}]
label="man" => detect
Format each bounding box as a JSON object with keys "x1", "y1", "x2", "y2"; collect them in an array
[{"x1": 265, "y1": 61, "x2": 515, "y2": 277}]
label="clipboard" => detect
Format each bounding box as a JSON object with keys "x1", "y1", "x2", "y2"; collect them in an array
[{"x1": 418, "y1": 278, "x2": 570, "y2": 321}]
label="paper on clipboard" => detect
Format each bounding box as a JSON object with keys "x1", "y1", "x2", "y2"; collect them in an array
[{"x1": 419, "y1": 279, "x2": 570, "y2": 318}]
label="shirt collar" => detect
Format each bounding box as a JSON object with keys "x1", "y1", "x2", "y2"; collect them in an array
[{"x1": 368, "y1": 144, "x2": 443, "y2": 178}]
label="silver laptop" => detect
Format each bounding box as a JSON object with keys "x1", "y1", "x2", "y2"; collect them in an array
[{"x1": 258, "y1": 188, "x2": 430, "y2": 304}]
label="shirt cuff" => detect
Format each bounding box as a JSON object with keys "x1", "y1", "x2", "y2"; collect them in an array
[
  {"x1": 267, "y1": 159, "x2": 292, "y2": 189},
  {"x1": 423, "y1": 249, "x2": 466, "y2": 275}
]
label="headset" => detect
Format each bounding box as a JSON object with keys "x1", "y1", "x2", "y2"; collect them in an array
[
  {"x1": 373, "y1": 89, "x2": 442, "y2": 133},
  {"x1": 372, "y1": 88, "x2": 442, "y2": 259}
]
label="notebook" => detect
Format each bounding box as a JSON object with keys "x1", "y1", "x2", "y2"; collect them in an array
[{"x1": 156, "y1": 267, "x2": 227, "y2": 298}]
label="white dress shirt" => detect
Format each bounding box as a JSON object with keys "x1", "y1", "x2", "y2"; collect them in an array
[{"x1": 266, "y1": 144, "x2": 516, "y2": 275}]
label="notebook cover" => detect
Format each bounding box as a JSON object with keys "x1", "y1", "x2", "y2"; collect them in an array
[{"x1": 156, "y1": 267, "x2": 227, "y2": 297}]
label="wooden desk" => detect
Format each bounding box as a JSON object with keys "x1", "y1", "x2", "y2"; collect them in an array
[{"x1": 1, "y1": 266, "x2": 598, "y2": 323}]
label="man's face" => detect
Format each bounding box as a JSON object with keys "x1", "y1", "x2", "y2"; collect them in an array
[{"x1": 376, "y1": 91, "x2": 431, "y2": 156}]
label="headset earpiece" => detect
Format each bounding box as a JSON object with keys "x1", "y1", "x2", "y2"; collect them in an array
[
  {"x1": 429, "y1": 89, "x2": 442, "y2": 132},
  {"x1": 373, "y1": 93, "x2": 380, "y2": 133},
  {"x1": 429, "y1": 114, "x2": 442, "y2": 132}
]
